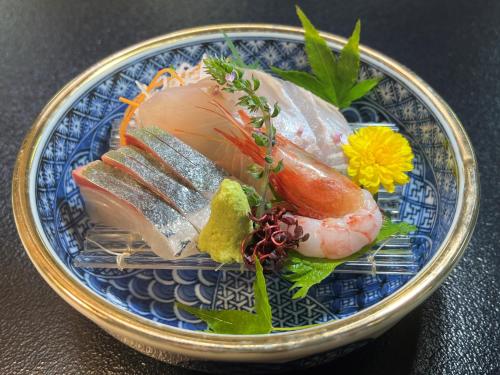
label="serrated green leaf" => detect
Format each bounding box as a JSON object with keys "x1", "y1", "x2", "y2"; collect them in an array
[
  {"x1": 296, "y1": 6, "x2": 338, "y2": 103},
  {"x1": 271, "y1": 67, "x2": 330, "y2": 102},
  {"x1": 254, "y1": 261, "x2": 273, "y2": 328},
  {"x1": 283, "y1": 219, "x2": 417, "y2": 299},
  {"x1": 176, "y1": 303, "x2": 266, "y2": 334},
  {"x1": 344, "y1": 78, "x2": 381, "y2": 105},
  {"x1": 176, "y1": 260, "x2": 272, "y2": 334},
  {"x1": 284, "y1": 249, "x2": 368, "y2": 299},
  {"x1": 274, "y1": 9, "x2": 380, "y2": 109},
  {"x1": 334, "y1": 20, "x2": 361, "y2": 103},
  {"x1": 376, "y1": 217, "x2": 417, "y2": 242}
]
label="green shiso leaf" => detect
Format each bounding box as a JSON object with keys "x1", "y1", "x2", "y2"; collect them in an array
[
  {"x1": 272, "y1": 6, "x2": 380, "y2": 109},
  {"x1": 270, "y1": 67, "x2": 329, "y2": 102},
  {"x1": 176, "y1": 304, "x2": 265, "y2": 334},
  {"x1": 296, "y1": 6, "x2": 338, "y2": 102},
  {"x1": 283, "y1": 219, "x2": 417, "y2": 299},
  {"x1": 284, "y1": 248, "x2": 369, "y2": 299},
  {"x1": 253, "y1": 260, "x2": 273, "y2": 329},
  {"x1": 179, "y1": 217, "x2": 416, "y2": 330},
  {"x1": 176, "y1": 259, "x2": 273, "y2": 334},
  {"x1": 376, "y1": 217, "x2": 417, "y2": 241}
]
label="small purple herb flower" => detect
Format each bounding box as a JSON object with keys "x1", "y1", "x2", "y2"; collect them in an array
[{"x1": 225, "y1": 71, "x2": 236, "y2": 83}]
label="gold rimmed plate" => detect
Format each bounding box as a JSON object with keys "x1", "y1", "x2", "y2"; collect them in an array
[{"x1": 12, "y1": 24, "x2": 479, "y2": 371}]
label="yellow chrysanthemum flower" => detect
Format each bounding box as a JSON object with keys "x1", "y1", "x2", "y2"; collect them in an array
[{"x1": 342, "y1": 127, "x2": 414, "y2": 194}]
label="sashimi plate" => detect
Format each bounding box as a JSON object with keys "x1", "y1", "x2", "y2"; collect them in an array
[{"x1": 12, "y1": 24, "x2": 479, "y2": 371}]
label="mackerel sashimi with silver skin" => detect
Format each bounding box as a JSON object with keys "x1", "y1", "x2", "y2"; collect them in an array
[
  {"x1": 125, "y1": 127, "x2": 226, "y2": 197},
  {"x1": 101, "y1": 145, "x2": 210, "y2": 231},
  {"x1": 72, "y1": 161, "x2": 199, "y2": 259}
]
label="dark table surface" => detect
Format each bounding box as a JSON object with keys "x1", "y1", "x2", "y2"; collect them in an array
[{"x1": 1, "y1": 0, "x2": 499, "y2": 374}]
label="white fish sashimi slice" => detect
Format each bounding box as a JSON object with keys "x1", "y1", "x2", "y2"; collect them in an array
[
  {"x1": 247, "y1": 69, "x2": 351, "y2": 170},
  {"x1": 133, "y1": 61, "x2": 351, "y2": 175},
  {"x1": 134, "y1": 78, "x2": 238, "y2": 162},
  {"x1": 73, "y1": 161, "x2": 199, "y2": 259}
]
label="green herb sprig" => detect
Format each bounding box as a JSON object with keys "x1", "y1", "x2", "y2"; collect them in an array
[
  {"x1": 204, "y1": 56, "x2": 282, "y2": 216},
  {"x1": 272, "y1": 6, "x2": 380, "y2": 109},
  {"x1": 283, "y1": 218, "x2": 417, "y2": 299}
]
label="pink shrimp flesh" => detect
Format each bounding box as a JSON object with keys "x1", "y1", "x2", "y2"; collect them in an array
[{"x1": 292, "y1": 190, "x2": 383, "y2": 259}]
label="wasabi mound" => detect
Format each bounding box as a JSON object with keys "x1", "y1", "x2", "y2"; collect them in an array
[{"x1": 198, "y1": 179, "x2": 252, "y2": 263}]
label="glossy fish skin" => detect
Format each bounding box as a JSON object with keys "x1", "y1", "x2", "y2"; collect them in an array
[
  {"x1": 102, "y1": 146, "x2": 209, "y2": 230},
  {"x1": 72, "y1": 161, "x2": 199, "y2": 259},
  {"x1": 125, "y1": 127, "x2": 226, "y2": 196}
]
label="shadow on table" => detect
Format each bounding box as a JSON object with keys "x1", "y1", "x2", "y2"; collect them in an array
[{"x1": 289, "y1": 305, "x2": 425, "y2": 375}]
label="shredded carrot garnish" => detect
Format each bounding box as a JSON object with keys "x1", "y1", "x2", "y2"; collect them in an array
[
  {"x1": 118, "y1": 68, "x2": 185, "y2": 146},
  {"x1": 119, "y1": 97, "x2": 139, "y2": 107},
  {"x1": 148, "y1": 68, "x2": 184, "y2": 89}
]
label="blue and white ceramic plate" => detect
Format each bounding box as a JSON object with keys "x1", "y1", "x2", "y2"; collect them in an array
[{"x1": 13, "y1": 25, "x2": 479, "y2": 371}]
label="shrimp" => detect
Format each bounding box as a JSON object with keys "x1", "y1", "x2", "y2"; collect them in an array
[
  {"x1": 212, "y1": 104, "x2": 383, "y2": 259},
  {"x1": 294, "y1": 190, "x2": 383, "y2": 259}
]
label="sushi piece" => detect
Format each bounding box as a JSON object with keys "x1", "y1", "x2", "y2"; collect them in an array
[
  {"x1": 125, "y1": 127, "x2": 226, "y2": 196},
  {"x1": 72, "y1": 161, "x2": 199, "y2": 259},
  {"x1": 102, "y1": 146, "x2": 210, "y2": 231}
]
